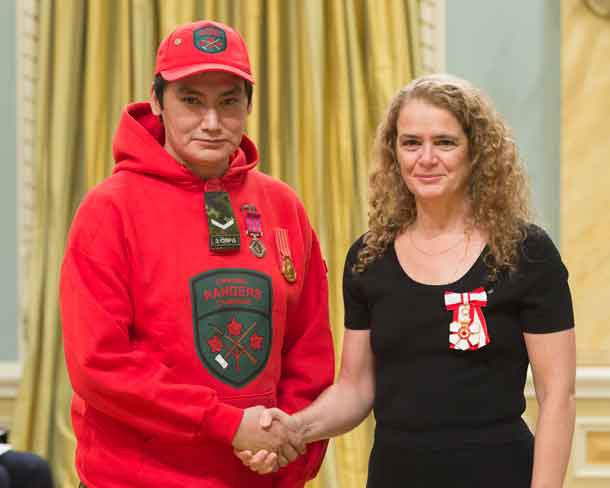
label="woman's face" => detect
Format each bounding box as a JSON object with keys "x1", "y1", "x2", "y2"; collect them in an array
[{"x1": 395, "y1": 99, "x2": 471, "y2": 204}]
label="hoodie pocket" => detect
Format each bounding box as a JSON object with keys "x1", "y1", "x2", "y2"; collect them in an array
[{"x1": 81, "y1": 404, "x2": 149, "y2": 485}]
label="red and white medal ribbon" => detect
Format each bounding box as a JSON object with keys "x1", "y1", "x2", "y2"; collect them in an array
[{"x1": 444, "y1": 287, "x2": 490, "y2": 351}]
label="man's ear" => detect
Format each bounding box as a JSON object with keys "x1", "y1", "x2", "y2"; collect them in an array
[
  {"x1": 247, "y1": 100, "x2": 253, "y2": 115},
  {"x1": 151, "y1": 90, "x2": 162, "y2": 116}
]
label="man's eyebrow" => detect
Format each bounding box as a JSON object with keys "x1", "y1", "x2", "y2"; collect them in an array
[
  {"x1": 219, "y1": 86, "x2": 242, "y2": 97},
  {"x1": 177, "y1": 86, "x2": 203, "y2": 95}
]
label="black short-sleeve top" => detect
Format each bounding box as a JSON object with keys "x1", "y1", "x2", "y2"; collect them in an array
[{"x1": 343, "y1": 225, "x2": 574, "y2": 447}]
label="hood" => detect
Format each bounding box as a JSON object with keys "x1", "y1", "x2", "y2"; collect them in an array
[{"x1": 112, "y1": 102, "x2": 259, "y2": 189}]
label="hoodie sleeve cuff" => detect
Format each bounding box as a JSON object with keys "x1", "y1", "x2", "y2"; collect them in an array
[
  {"x1": 197, "y1": 402, "x2": 244, "y2": 446},
  {"x1": 271, "y1": 440, "x2": 328, "y2": 487}
]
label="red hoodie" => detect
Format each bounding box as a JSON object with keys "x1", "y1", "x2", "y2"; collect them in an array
[{"x1": 60, "y1": 102, "x2": 335, "y2": 487}]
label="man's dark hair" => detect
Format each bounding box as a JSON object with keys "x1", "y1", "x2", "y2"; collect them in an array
[{"x1": 153, "y1": 74, "x2": 253, "y2": 109}]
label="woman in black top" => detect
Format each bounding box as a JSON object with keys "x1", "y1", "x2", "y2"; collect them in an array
[{"x1": 237, "y1": 75, "x2": 575, "y2": 487}]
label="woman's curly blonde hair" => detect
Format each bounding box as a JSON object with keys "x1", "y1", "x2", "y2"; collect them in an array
[{"x1": 355, "y1": 74, "x2": 531, "y2": 280}]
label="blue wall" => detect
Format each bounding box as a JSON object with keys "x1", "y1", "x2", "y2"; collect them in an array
[
  {"x1": 0, "y1": 0, "x2": 18, "y2": 361},
  {"x1": 446, "y1": 0, "x2": 560, "y2": 241}
]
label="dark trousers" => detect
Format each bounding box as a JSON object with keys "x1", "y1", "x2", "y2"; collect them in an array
[{"x1": 0, "y1": 451, "x2": 53, "y2": 488}]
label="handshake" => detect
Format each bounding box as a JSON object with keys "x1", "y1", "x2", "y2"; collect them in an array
[{"x1": 232, "y1": 405, "x2": 307, "y2": 474}]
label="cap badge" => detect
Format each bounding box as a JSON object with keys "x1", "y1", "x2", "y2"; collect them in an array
[{"x1": 194, "y1": 25, "x2": 227, "y2": 54}]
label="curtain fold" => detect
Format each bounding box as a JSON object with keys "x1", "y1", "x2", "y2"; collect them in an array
[{"x1": 14, "y1": 2, "x2": 420, "y2": 486}]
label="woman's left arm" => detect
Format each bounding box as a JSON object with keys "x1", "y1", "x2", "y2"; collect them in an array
[{"x1": 524, "y1": 328, "x2": 576, "y2": 488}]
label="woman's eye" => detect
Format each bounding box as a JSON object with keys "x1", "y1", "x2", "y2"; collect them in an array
[
  {"x1": 401, "y1": 140, "x2": 420, "y2": 150},
  {"x1": 437, "y1": 139, "x2": 457, "y2": 147},
  {"x1": 222, "y1": 98, "x2": 238, "y2": 106}
]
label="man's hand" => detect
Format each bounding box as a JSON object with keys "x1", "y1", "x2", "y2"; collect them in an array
[{"x1": 234, "y1": 407, "x2": 306, "y2": 474}]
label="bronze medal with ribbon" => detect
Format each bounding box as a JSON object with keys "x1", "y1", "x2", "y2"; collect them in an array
[{"x1": 274, "y1": 228, "x2": 297, "y2": 283}]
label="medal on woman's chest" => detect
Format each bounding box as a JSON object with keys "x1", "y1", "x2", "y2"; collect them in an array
[
  {"x1": 444, "y1": 288, "x2": 490, "y2": 351},
  {"x1": 457, "y1": 304, "x2": 472, "y2": 340},
  {"x1": 274, "y1": 228, "x2": 297, "y2": 283},
  {"x1": 241, "y1": 204, "x2": 266, "y2": 258}
]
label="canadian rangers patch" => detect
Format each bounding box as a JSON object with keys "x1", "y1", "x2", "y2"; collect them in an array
[
  {"x1": 444, "y1": 287, "x2": 490, "y2": 351},
  {"x1": 194, "y1": 25, "x2": 227, "y2": 54},
  {"x1": 190, "y1": 269, "x2": 272, "y2": 387}
]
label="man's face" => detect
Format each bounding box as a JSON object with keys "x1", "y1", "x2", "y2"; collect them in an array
[{"x1": 152, "y1": 71, "x2": 251, "y2": 179}]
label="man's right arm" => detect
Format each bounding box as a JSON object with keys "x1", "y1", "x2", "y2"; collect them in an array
[{"x1": 61, "y1": 237, "x2": 243, "y2": 445}]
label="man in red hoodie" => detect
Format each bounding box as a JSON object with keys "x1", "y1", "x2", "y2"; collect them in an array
[{"x1": 60, "y1": 20, "x2": 334, "y2": 488}]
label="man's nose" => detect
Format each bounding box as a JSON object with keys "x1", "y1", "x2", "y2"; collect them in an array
[{"x1": 201, "y1": 108, "x2": 220, "y2": 130}]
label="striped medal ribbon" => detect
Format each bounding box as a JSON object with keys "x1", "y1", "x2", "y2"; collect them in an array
[{"x1": 274, "y1": 228, "x2": 297, "y2": 283}]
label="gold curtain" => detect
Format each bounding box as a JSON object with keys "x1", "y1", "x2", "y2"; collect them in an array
[{"x1": 13, "y1": 1, "x2": 420, "y2": 487}]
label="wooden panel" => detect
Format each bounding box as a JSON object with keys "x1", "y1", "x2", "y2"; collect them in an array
[
  {"x1": 0, "y1": 397, "x2": 15, "y2": 430},
  {"x1": 587, "y1": 432, "x2": 610, "y2": 465}
]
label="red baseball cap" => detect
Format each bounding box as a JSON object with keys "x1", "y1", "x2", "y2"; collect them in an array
[{"x1": 154, "y1": 20, "x2": 254, "y2": 84}]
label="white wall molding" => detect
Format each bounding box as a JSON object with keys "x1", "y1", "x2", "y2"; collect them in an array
[
  {"x1": 573, "y1": 367, "x2": 610, "y2": 398},
  {"x1": 0, "y1": 361, "x2": 20, "y2": 428},
  {"x1": 525, "y1": 366, "x2": 610, "y2": 399},
  {"x1": 526, "y1": 368, "x2": 610, "y2": 480},
  {"x1": 16, "y1": 0, "x2": 38, "y2": 364},
  {"x1": 418, "y1": 0, "x2": 446, "y2": 73},
  {"x1": 0, "y1": 361, "x2": 21, "y2": 399},
  {"x1": 574, "y1": 417, "x2": 610, "y2": 479}
]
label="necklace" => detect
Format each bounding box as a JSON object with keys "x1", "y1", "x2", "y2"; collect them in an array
[
  {"x1": 408, "y1": 229, "x2": 467, "y2": 257},
  {"x1": 449, "y1": 232, "x2": 472, "y2": 281}
]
